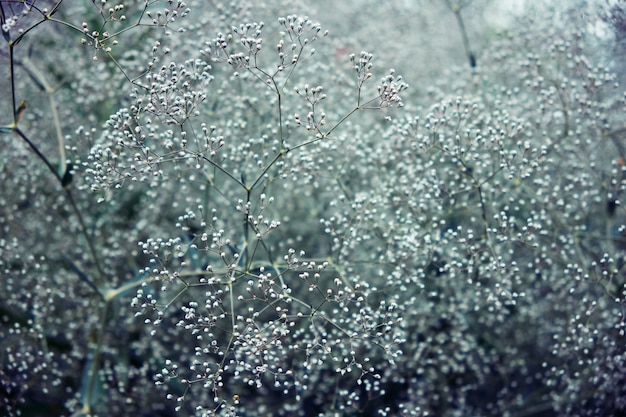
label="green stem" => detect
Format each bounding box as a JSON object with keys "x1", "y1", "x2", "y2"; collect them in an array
[
  {"x1": 15, "y1": 128, "x2": 107, "y2": 292},
  {"x1": 82, "y1": 301, "x2": 110, "y2": 414},
  {"x1": 444, "y1": 0, "x2": 476, "y2": 68}
]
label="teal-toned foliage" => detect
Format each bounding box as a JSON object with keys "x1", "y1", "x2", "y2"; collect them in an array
[{"x1": 1, "y1": 1, "x2": 624, "y2": 416}]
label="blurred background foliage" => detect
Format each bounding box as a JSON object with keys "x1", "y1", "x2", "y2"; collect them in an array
[{"x1": 1, "y1": 0, "x2": 625, "y2": 416}]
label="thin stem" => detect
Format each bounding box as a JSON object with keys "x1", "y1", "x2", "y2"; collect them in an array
[
  {"x1": 18, "y1": 54, "x2": 67, "y2": 173},
  {"x1": 444, "y1": 0, "x2": 476, "y2": 68},
  {"x1": 454, "y1": 8, "x2": 475, "y2": 67},
  {"x1": 198, "y1": 153, "x2": 246, "y2": 189},
  {"x1": 243, "y1": 188, "x2": 252, "y2": 266},
  {"x1": 49, "y1": 93, "x2": 66, "y2": 173},
  {"x1": 82, "y1": 301, "x2": 110, "y2": 414},
  {"x1": 14, "y1": 128, "x2": 107, "y2": 290},
  {"x1": 8, "y1": 42, "x2": 17, "y2": 123},
  {"x1": 7, "y1": 0, "x2": 64, "y2": 48}
]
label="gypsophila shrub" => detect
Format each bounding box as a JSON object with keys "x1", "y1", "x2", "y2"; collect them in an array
[
  {"x1": 333, "y1": 3, "x2": 625, "y2": 416},
  {"x1": 2, "y1": 0, "x2": 625, "y2": 416},
  {"x1": 101, "y1": 16, "x2": 408, "y2": 415},
  {"x1": 3, "y1": 0, "x2": 409, "y2": 415},
  {"x1": 1, "y1": 1, "x2": 195, "y2": 415}
]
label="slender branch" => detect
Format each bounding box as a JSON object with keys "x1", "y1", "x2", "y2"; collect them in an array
[
  {"x1": 8, "y1": 40, "x2": 17, "y2": 123},
  {"x1": 444, "y1": 0, "x2": 476, "y2": 68},
  {"x1": 82, "y1": 301, "x2": 110, "y2": 414},
  {"x1": 14, "y1": 128, "x2": 107, "y2": 290}
]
